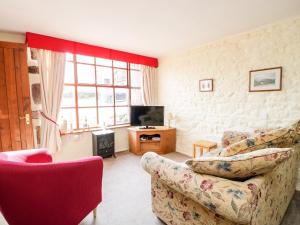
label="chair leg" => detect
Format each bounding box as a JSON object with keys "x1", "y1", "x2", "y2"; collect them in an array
[
  {"x1": 93, "y1": 208, "x2": 97, "y2": 218},
  {"x1": 200, "y1": 147, "x2": 203, "y2": 156}
]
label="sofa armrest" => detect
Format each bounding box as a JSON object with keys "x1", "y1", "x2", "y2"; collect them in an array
[
  {"x1": 141, "y1": 152, "x2": 257, "y2": 224},
  {"x1": 244, "y1": 145, "x2": 300, "y2": 225}
]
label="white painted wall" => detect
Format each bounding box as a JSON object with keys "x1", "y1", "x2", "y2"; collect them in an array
[
  {"x1": 158, "y1": 16, "x2": 300, "y2": 189},
  {"x1": 0, "y1": 31, "x2": 25, "y2": 43},
  {"x1": 54, "y1": 127, "x2": 129, "y2": 161}
]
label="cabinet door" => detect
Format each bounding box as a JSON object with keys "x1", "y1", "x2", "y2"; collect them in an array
[{"x1": 0, "y1": 41, "x2": 34, "y2": 151}]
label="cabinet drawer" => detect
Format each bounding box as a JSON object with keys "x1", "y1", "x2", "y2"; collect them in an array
[{"x1": 140, "y1": 142, "x2": 160, "y2": 151}]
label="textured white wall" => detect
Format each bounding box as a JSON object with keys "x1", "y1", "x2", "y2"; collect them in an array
[{"x1": 158, "y1": 17, "x2": 300, "y2": 189}]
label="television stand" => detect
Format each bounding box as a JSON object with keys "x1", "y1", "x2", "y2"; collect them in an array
[
  {"x1": 139, "y1": 126, "x2": 156, "y2": 129},
  {"x1": 128, "y1": 126, "x2": 176, "y2": 155}
]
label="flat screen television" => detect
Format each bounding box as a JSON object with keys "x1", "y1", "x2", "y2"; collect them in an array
[{"x1": 130, "y1": 106, "x2": 164, "y2": 128}]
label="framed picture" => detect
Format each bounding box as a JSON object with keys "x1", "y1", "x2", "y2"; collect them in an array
[
  {"x1": 249, "y1": 67, "x2": 282, "y2": 92},
  {"x1": 199, "y1": 79, "x2": 213, "y2": 92}
]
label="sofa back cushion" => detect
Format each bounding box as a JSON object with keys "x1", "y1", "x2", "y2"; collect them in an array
[
  {"x1": 220, "y1": 120, "x2": 300, "y2": 157},
  {"x1": 253, "y1": 128, "x2": 276, "y2": 135},
  {"x1": 186, "y1": 148, "x2": 293, "y2": 179},
  {"x1": 221, "y1": 129, "x2": 276, "y2": 148},
  {"x1": 221, "y1": 131, "x2": 250, "y2": 148}
]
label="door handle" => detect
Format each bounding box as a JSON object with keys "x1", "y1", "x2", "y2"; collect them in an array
[{"x1": 19, "y1": 114, "x2": 30, "y2": 125}]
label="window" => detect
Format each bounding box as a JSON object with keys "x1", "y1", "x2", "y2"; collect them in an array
[{"x1": 59, "y1": 53, "x2": 143, "y2": 131}]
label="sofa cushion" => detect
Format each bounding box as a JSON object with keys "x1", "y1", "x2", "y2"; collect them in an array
[
  {"x1": 221, "y1": 129, "x2": 276, "y2": 148},
  {"x1": 220, "y1": 120, "x2": 300, "y2": 157},
  {"x1": 185, "y1": 148, "x2": 292, "y2": 179},
  {"x1": 253, "y1": 128, "x2": 276, "y2": 135},
  {"x1": 221, "y1": 131, "x2": 250, "y2": 148}
]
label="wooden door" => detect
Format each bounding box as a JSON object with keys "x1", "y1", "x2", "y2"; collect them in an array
[{"x1": 0, "y1": 41, "x2": 34, "y2": 152}]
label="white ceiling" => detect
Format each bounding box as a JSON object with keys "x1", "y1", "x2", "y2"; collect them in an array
[{"x1": 0, "y1": 0, "x2": 300, "y2": 57}]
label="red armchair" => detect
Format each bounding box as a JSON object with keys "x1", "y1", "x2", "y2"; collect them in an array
[{"x1": 0, "y1": 149, "x2": 103, "y2": 225}]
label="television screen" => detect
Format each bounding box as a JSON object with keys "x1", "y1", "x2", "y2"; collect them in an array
[{"x1": 130, "y1": 106, "x2": 164, "y2": 127}]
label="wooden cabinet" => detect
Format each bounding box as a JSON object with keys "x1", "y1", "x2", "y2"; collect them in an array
[
  {"x1": 0, "y1": 41, "x2": 34, "y2": 151},
  {"x1": 128, "y1": 127, "x2": 176, "y2": 155}
]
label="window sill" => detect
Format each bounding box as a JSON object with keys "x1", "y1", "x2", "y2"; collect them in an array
[{"x1": 60, "y1": 124, "x2": 130, "y2": 136}]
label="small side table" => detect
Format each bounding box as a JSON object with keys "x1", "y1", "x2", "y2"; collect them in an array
[{"x1": 193, "y1": 140, "x2": 217, "y2": 158}]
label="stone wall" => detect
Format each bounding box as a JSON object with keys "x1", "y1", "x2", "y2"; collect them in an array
[
  {"x1": 158, "y1": 16, "x2": 300, "y2": 190},
  {"x1": 27, "y1": 48, "x2": 42, "y2": 147}
]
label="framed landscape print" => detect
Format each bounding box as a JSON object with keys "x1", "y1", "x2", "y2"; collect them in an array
[
  {"x1": 199, "y1": 79, "x2": 213, "y2": 92},
  {"x1": 249, "y1": 67, "x2": 282, "y2": 92}
]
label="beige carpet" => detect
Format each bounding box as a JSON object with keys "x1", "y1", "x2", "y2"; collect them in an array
[{"x1": 80, "y1": 151, "x2": 188, "y2": 225}]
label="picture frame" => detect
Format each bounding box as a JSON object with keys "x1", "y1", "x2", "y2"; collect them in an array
[
  {"x1": 249, "y1": 67, "x2": 282, "y2": 92},
  {"x1": 199, "y1": 79, "x2": 213, "y2": 92}
]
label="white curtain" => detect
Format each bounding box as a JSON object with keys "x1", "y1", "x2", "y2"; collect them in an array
[
  {"x1": 141, "y1": 65, "x2": 158, "y2": 106},
  {"x1": 38, "y1": 50, "x2": 66, "y2": 153}
]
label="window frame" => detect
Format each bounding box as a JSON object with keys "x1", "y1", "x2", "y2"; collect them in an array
[{"x1": 61, "y1": 54, "x2": 142, "y2": 131}]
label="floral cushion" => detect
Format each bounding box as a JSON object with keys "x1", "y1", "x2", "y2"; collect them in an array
[
  {"x1": 220, "y1": 120, "x2": 300, "y2": 157},
  {"x1": 221, "y1": 129, "x2": 276, "y2": 148},
  {"x1": 253, "y1": 128, "x2": 276, "y2": 135},
  {"x1": 186, "y1": 148, "x2": 292, "y2": 179},
  {"x1": 221, "y1": 131, "x2": 250, "y2": 148}
]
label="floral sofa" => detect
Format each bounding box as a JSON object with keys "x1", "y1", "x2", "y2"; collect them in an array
[{"x1": 141, "y1": 123, "x2": 300, "y2": 225}]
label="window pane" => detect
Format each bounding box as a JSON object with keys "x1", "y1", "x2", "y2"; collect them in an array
[
  {"x1": 98, "y1": 107, "x2": 114, "y2": 126},
  {"x1": 96, "y1": 66, "x2": 112, "y2": 85},
  {"x1": 116, "y1": 107, "x2": 129, "y2": 124},
  {"x1": 114, "y1": 68, "x2": 127, "y2": 86},
  {"x1": 78, "y1": 108, "x2": 97, "y2": 128},
  {"x1": 66, "y1": 53, "x2": 74, "y2": 61},
  {"x1": 130, "y1": 70, "x2": 142, "y2": 87},
  {"x1": 76, "y1": 54, "x2": 94, "y2": 64},
  {"x1": 131, "y1": 89, "x2": 143, "y2": 105},
  {"x1": 113, "y1": 60, "x2": 127, "y2": 68},
  {"x1": 96, "y1": 58, "x2": 112, "y2": 66},
  {"x1": 115, "y1": 88, "x2": 129, "y2": 106},
  {"x1": 58, "y1": 108, "x2": 77, "y2": 130},
  {"x1": 64, "y1": 62, "x2": 74, "y2": 83},
  {"x1": 61, "y1": 86, "x2": 76, "y2": 107},
  {"x1": 77, "y1": 64, "x2": 95, "y2": 84},
  {"x1": 98, "y1": 87, "x2": 114, "y2": 106},
  {"x1": 77, "y1": 86, "x2": 96, "y2": 106},
  {"x1": 130, "y1": 63, "x2": 141, "y2": 70}
]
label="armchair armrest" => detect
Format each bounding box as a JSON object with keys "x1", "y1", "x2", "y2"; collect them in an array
[
  {"x1": 141, "y1": 152, "x2": 258, "y2": 224},
  {"x1": 0, "y1": 148, "x2": 52, "y2": 163},
  {"x1": 0, "y1": 156, "x2": 103, "y2": 225}
]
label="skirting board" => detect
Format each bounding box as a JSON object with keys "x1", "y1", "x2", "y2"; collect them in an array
[
  {"x1": 115, "y1": 148, "x2": 129, "y2": 153},
  {"x1": 176, "y1": 149, "x2": 193, "y2": 158}
]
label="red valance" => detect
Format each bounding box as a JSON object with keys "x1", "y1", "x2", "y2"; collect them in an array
[{"x1": 26, "y1": 32, "x2": 158, "y2": 68}]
